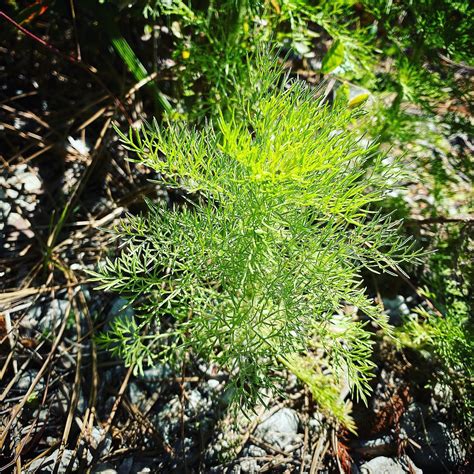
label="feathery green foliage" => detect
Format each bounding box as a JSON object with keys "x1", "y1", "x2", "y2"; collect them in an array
[
  {"x1": 91, "y1": 1, "x2": 472, "y2": 136},
  {"x1": 92, "y1": 58, "x2": 422, "y2": 423},
  {"x1": 396, "y1": 225, "x2": 473, "y2": 431}
]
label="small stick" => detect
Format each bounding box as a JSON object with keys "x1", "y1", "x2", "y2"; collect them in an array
[
  {"x1": 53, "y1": 287, "x2": 83, "y2": 474},
  {"x1": 0, "y1": 10, "x2": 80, "y2": 65},
  {"x1": 0, "y1": 301, "x2": 71, "y2": 448},
  {"x1": 299, "y1": 389, "x2": 310, "y2": 474}
]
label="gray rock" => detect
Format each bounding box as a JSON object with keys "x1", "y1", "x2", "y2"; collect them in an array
[
  {"x1": 360, "y1": 456, "x2": 422, "y2": 474},
  {"x1": 27, "y1": 449, "x2": 78, "y2": 473},
  {"x1": 355, "y1": 434, "x2": 395, "y2": 458},
  {"x1": 28, "y1": 297, "x2": 70, "y2": 333},
  {"x1": 187, "y1": 388, "x2": 205, "y2": 411},
  {"x1": 243, "y1": 444, "x2": 266, "y2": 458},
  {"x1": 128, "y1": 380, "x2": 147, "y2": 407},
  {"x1": 207, "y1": 378, "x2": 220, "y2": 390},
  {"x1": 116, "y1": 458, "x2": 156, "y2": 474},
  {"x1": 431, "y1": 382, "x2": 453, "y2": 413},
  {"x1": 382, "y1": 295, "x2": 410, "y2": 325},
  {"x1": 90, "y1": 426, "x2": 113, "y2": 456},
  {"x1": 254, "y1": 408, "x2": 300, "y2": 450},
  {"x1": 14, "y1": 369, "x2": 44, "y2": 394},
  {"x1": 140, "y1": 364, "x2": 172, "y2": 382},
  {"x1": 152, "y1": 397, "x2": 186, "y2": 442},
  {"x1": 256, "y1": 408, "x2": 299, "y2": 435},
  {"x1": 92, "y1": 464, "x2": 118, "y2": 474},
  {"x1": 118, "y1": 457, "x2": 134, "y2": 474},
  {"x1": 308, "y1": 411, "x2": 325, "y2": 434},
  {"x1": 240, "y1": 458, "x2": 259, "y2": 473},
  {"x1": 81, "y1": 426, "x2": 113, "y2": 464},
  {"x1": 400, "y1": 403, "x2": 466, "y2": 471},
  {"x1": 50, "y1": 385, "x2": 86, "y2": 417},
  {"x1": 108, "y1": 297, "x2": 134, "y2": 321}
]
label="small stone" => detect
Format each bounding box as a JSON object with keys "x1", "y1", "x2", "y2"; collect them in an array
[
  {"x1": 7, "y1": 212, "x2": 34, "y2": 238},
  {"x1": 92, "y1": 464, "x2": 118, "y2": 474},
  {"x1": 309, "y1": 411, "x2": 325, "y2": 432},
  {"x1": 382, "y1": 295, "x2": 410, "y2": 325},
  {"x1": 431, "y1": 381, "x2": 454, "y2": 409},
  {"x1": 22, "y1": 173, "x2": 42, "y2": 192},
  {"x1": 128, "y1": 381, "x2": 146, "y2": 407},
  {"x1": 14, "y1": 369, "x2": 44, "y2": 394},
  {"x1": 90, "y1": 426, "x2": 113, "y2": 456},
  {"x1": 207, "y1": 379, "x2": 220, "y2": 390},
  {"x1": 400, "y1": 403, "x2": 466, "y2": 471},
  {"x1": 242, "y1": 444, "x2": 266, "y2": 457},
  {"x1": 28, "y1": 449, "x2": 78, "y2": 473},
  {"x1": 187, "y1": 387, "x2": 212, "y2": 416},
  {"x1": 256, "y1": 408, "x2": 299, "y2": 435},
  {"x1": 0, "y1": 198, "x2": 12, "y2": 225},
  {"x1": 254, "y1": 408, "x2": 300, "y2": 450},
  {"x1": 108, "y1": 297, "x2": 134, "y2": 320},
  {"x1": 118, "y1": 457, "x2": 134, "y2": 474},
  {"x1": 140, "y1": 364, "x2": 171, "y2": 382},
  {"x1": 6, "y1": 188, "x2": 19, "y2": 199},
  {"x1": 132, "y1": 466, "x2": 151, "y2": 474},
  {"x1": 240, "y1": 458, "x2": 259, "y2": 474},
  {"x1": 67, "y1": 136, "x2": 90, "y2": 156},
  {"x1": 360, "y1": 456, "x2": 422, "y2": 474},
  {"x1": 28, "y1": 297, "x2": 70, "y2": 333}
]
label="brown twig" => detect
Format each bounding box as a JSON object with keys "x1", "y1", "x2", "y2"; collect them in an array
[
  {"x1": 438, "y1": 52, "x2": 474, "y2": 73},
  {"x1": 122, "y1": 399, "x2": 174, "y2": 456},
  {"x1": 309, "y1": 428, "x2": 329, "y2": 474},
  {"x1": 0, "y1": 10, "x2": 80, "y2": 65},
  {"x1": 53, "y1": 286, "x2": 83, "y2": 474},
  {"x1": 299, "y1": 389, "x2": 310, "y2": 474},
  {"x1": 69, "y1": 0, "x2": 81, "y2": 61},
  {"x1": 106, "y1": 368, "x2": 134, "y2": 434},
  {"x1": 0, "y1": 301, "x2": 71, "y2": 449}
]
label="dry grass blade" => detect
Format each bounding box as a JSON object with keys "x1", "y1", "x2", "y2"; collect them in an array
[
  {"x1": 53, "y1": 287, "x2": 83, "y2": 473},
  {"x1": 84, "y1": 365, "x2": 134, "y2": 472},
  {"x1": 309, "y1": 427, "x2": 329, "y2": 474},
  {"x1": 0, "y1": 301, "x2": 71, "y2": 449},
  {"x1": 299, "y1": 390, "x2": 310, "y2": 474},
  {"x1": 0, "y1": 341, "x2": 46, "y2": 403},
  {"x1": 0, "y1": 283, "x2": 83, "y2": 306}
]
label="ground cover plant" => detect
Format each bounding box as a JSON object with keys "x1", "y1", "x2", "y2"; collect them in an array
[
  {"x1": 93, "y1": 57, "x2": 422, "y2": 425},
  {"x1": 0, "y1": 0, "x2": 472, "y2": 472}
]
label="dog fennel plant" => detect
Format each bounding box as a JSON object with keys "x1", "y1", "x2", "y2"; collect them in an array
[{"x1": 93, "y1": 70, "x2": 420, "y2": 428}]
